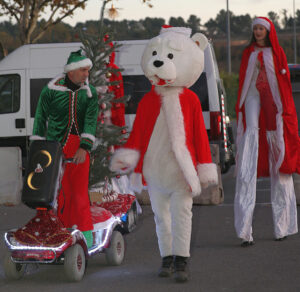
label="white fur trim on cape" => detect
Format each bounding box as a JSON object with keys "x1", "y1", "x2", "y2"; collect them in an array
[
  {"x1": 30, "y1": 135, "x2": 46, "y2": 141},
  {"x1": 160, "y1": 26, "x2": 192, "y2": 37},
  {"x1": 236, "y1": 47, "x2": 285, "y2": 172},
  {"x1": 239, "y1": 51, "x2": 258, "y2": 108},
  {"x1": 197, "y1": 163, "x2": 218, "y2": 188},
  {"x1": 263, "y1": 48, "x2": 284, "y2": 171},
  {"x1": 64, "y1": 58, "x2": 92, "y2": 73},
  {"x1": 156, "y1": 86, "x2": 201, "y2": 196},
  {"x1": 252, "y1": 18, "x2": 270, "y2": 31},
  {"x1": 129, "y1": 172, "x2": 144, "y2": 194},
  {"x1": 110, "y1": 148, "x2": 140, "y2": 174},
  {"x1": 81, "y1": 133, "x2": 96, "y2": 142},
  {"x1": 48, "y1": 74, "x2": 92, "y2": 98}
]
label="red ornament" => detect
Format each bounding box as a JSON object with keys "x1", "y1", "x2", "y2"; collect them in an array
[
  {"x1": 101, "y1": 103, "x2": 107, "y2": 110},
  {"x1": 121, "y1": 129, "x2": 127, "y2": 134}
]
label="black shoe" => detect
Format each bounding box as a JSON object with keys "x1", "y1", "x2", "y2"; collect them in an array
[
  {"x1": 158, "y1": 256, "x2": 174, "y2": 277},
  {"x1": 275, "y1": 236, "x2": 287, "y2": 241},
  {"x1": 174, "y1": 256, "x2": 189, "y2": 283},
  {"x1": 241, "y1": 241, "x2": 254, "y2": 247}
]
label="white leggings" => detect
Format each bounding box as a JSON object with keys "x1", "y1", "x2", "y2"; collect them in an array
[
  {"x1": 234, "y1": 89, "x2": 298, "y2": 241},
  {"x1": 148, "y1": 184, "x2": 193, "y2": 258}
]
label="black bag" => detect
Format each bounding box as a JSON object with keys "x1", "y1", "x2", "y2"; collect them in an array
[{"x1": 22, "y1": 140, "x2": 62, "y2": 209}]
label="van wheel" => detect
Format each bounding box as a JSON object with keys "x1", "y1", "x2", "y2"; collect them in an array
[
  {"x1": 64, "y1": 244, "x2": 86, "y2": 282},
  {"x1": 221, "y1": 161, "x2": 230, "y2": 174},
  {"x1": 3, "y1": 252, "x2": 26, "y2": 280},
  {"x1": 105, "y1": 231, "x2": 125, "y2": 266}
]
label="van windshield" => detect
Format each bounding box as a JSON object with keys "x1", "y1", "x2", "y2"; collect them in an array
[
  {"x1": 123, "y1": 73, "x2": 209, "y2": 114},
  {"x1": 0, "y1": 74, "x2": 20, "y2": 114}
]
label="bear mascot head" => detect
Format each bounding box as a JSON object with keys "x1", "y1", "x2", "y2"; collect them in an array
[{"x1": 141, "y1": 25, "x2": 208, "y2": 89}]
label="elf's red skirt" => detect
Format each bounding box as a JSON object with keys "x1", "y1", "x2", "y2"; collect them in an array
[{"x1": 57, "y1": 135, "x2": 93, "y2": 231}]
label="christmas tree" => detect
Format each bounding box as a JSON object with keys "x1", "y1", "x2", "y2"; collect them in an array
[{"x1": 79, "y1": 0, "x2": 128, "y2": 187}]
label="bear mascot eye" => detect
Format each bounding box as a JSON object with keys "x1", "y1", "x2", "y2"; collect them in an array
[
  {"x1": 167, "y1": 53, "x2": 173, "y2": 59},
  {"x1": 152, "y1": 51, "x2": 157, "y2": 56}
]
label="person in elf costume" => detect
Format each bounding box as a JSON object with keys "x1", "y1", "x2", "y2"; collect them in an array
[
  {"x1": 31, "y1": 50, "x2": 99, "y2": 248},
  {"x1": 234, "y1": 17, "x2": 300, "y2": 247},
  {"x1": 110, "y1": 26, "x2": 218, "y2": 282}
]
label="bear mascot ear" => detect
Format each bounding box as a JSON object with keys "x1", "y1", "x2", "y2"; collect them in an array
[{"x1": 192, "y1": 33, "x2": 208, "y2": 51}]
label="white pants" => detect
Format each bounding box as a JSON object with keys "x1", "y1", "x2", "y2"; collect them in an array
[
  {"x1": 148, "y1": 184, "x2": 193, "y2": 258},
  {"x1": 234, "y1": 90, "x2": 298, "y2": 241}
]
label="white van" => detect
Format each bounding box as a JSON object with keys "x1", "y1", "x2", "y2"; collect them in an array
[{"x1": 0, "y1": 41, "x2": 234, "y2": 173}]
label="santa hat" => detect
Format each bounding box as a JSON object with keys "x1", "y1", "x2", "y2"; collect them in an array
[
  {"x1": 64, "y1": 49, "x2": 93, "y2": 73},
  {"x1": 159, "y1": 25, "x2": 191, "y2": 37},
  {"x1": 252, "y1": 17, "x2": 282, "y2": 60},
  {"x1": 252, "y1": 17, "x2": 271, "y2": 31}
]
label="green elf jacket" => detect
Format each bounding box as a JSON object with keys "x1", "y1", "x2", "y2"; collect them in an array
[{"x1": 31, "y1": 75, "x2": 99, "y2": 151}]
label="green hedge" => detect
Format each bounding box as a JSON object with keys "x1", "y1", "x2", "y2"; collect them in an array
[{"x1": 220, "y1": 71, "x2": 239, "y2": 119}]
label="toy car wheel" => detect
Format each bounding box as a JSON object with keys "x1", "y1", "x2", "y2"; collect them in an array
[
  {"x1": 124, "y1": 201, "x2": 138, "y2": 233},
  {"x1": 105, "y1": 230, "x2": 125, "y2": 266},
  {"x1": 132, "y1": 201, "x2": 138, "y2": 224},
  {"x1": 64, "y1": 244, "x2": 86, "y2": 282},
  {"x1": 3, "y1": 252, "x2": 26, "y2": 280}
]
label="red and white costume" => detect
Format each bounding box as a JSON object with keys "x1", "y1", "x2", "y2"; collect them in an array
[
  {"x1": 111, "y1": 86, "x2": 217, "y2": 257},
  {"x1": 234, "y1": 17, "x2": 299, "y2": 242},
  {"x1": 111, "y1": 26, "x2": 217, "y2": 258}
]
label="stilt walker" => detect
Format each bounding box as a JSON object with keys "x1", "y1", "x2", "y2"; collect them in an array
[{"x1": 234, "y1": 17, "x2": 300, "y2": 246}]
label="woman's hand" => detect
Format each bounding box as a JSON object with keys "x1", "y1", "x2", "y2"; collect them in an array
[{"x1": 73, "y1": 148, "x2": 87, "y2": 164}]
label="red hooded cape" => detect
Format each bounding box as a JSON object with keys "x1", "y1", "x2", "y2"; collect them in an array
[{"x1": 236, "y1": 17, "x2": 300, "y2": 176}]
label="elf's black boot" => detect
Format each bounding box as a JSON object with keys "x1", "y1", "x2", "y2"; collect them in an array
[
  {"x1": 158, "y1": 256, "x2": 174, "y2": 277},
  {"x1": 174, "y1": 256, "x2": 189, "y2": 282}
]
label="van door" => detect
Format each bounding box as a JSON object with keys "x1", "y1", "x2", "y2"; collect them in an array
[{"x1": 0, "y1": 70, "x2": 26, "y2": 138}]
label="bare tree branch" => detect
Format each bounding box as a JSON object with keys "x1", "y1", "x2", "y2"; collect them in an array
[
  {"x1": 0, "y1": 0, "x2": 153, "y2": 44},
  {"x1": 0, "y1": 0, "x2": 21, "y2": 23}
]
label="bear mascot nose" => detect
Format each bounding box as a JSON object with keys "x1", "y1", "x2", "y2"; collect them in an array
[{"x1": 153, "y1": 60, "x2": 164, "y2": 68}]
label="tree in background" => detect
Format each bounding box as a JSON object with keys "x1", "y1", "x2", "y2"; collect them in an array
[
  {"x1": 267, "y1": 11, "x2": 281, "y2": 30},
  {"x1": 78, "y1": 0, "x2": 127, "y2": 186},
  {"x1": 169, "y1": 16, "x2": 186, "y2": 27},
  {"x1": 0, "y1": 0, "x2": 88, "y2": 44},
  {"x1": 187, "y1": 14, "x2": 202, "y2": 34},
  {"x1": 80, "y1": 0, "x2": 155, "y2": 186}
]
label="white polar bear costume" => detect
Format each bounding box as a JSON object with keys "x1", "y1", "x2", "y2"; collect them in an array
[{"x1": 110, "y1": 26, "x2": 218, "y2": 257}]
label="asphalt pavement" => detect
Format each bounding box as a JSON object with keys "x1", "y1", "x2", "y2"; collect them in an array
[{"x1": 0, "y1": 166, "x2": 300, "y2": 292}]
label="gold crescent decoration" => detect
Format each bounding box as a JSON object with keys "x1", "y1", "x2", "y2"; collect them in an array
[
  {"x1": 27, "y1": 172, "x2": 39, "y2": 191},
  {"x1": 40, "y1": 150, "x2": 52, "y2": 168}
]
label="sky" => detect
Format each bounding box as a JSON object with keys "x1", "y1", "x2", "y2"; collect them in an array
[
  {"x1": 60, "y1": 0, "x2": 298, "y2": 26},
  {"x1": 0, "y1": 0, "x2": 297, "y2": 26}
]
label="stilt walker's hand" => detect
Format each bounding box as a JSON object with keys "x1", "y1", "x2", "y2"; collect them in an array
[{"x1": 73, "y1": 148, "x2": 87, "y2": 164}]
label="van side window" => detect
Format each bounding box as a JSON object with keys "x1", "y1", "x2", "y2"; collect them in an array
[
  {"x1": 30, "y1": 78, "x2": 51, "y2": 117},
  {"x1": 123, "y1": 75, "x2": 152, "y2": 114},
  {"x1": 189, "y1": 73, "x2": 209, "y2": 111},
  {"x1": 0, "y1": 74, "x2": 20, "y2": 114}
]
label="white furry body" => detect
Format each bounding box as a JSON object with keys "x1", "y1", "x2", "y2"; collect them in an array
[{"x1": 143, "y1": 91, "x2": 193, "y2": 257}]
